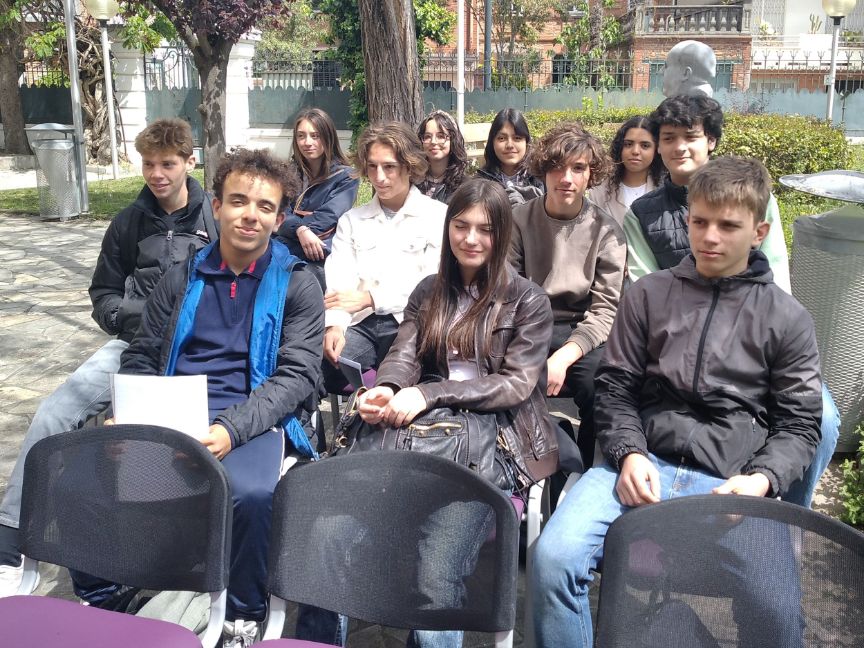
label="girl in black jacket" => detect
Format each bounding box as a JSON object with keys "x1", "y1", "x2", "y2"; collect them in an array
[{"x1": 276, "y1": 108, "x2": 359, "y2": 288}]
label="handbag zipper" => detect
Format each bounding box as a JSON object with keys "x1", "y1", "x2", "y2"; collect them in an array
[{"x1": 408, "y1": 421, "x2": 462, "y2": 435}]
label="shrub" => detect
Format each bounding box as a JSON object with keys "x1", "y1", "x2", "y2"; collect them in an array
[
  {"x1": 840, "y1": 424, "x2": 864, "y2": 530},
  {"x1": 716, "y1": 114, "x2": 850, "y2": 180}
]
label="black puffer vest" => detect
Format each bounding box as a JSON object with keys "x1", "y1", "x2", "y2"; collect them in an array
[{"x1": 629, "y1": 177, "x2": 690, "y2": 270}]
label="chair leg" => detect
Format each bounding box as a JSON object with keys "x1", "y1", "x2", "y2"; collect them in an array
[
  {"x1": 494, "y1": 628, "x2": 514, "y2": 648},
  {"x1": 523, "y1": 479, "x2": 547, "y2": 648}
]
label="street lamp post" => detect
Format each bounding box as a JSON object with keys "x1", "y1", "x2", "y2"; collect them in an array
[
  {"x1": 62, "y1": 0, "x2": 89, "y2": 212},
  {"x1": 823, "y1": 0, "x2": 858, "y2": 123},
  {"x1": 83, "y1": 0, "x2": 120, "y2": 180}
]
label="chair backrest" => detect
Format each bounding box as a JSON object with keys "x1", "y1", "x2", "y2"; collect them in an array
[
  {"x1": 596, "y1": 494, "x2": 864, "y2": 647},
  {"x1": 19, "y1": 424, "x2": 232, "y2": 593},
  {"x1": 267, "y1": 452, "x2": 519, "y2": 632}
]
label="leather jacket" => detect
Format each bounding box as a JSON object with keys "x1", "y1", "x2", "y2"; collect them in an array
[{"x1": 375, "y1": 268, "x2": 559, "y2": 483}]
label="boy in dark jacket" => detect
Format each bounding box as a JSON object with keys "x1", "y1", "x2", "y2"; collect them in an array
[
  {"x1": 117, "y1": 148, "x2": 323, "y2": 646},
  {"x1": 0, "y1": 119, "x2": 215, "y2": 596},
  {"x1": 531, "y1": 157, "x2": 822, "y2": 648},
  {"x1": 623, "y1": 95, "x2": 838, "y2": 507}
]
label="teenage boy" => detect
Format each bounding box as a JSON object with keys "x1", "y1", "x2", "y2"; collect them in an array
[
  {"x1": 532, "y1": 156, "x2": 822, "y2": 647},
  {"x1": 623, "y1": 95, "x2": 839, "y2": 507},
  {"x1": 509, "y1": 123, "x2": 627, "y2": 465},
  {"x1": 0, "y1": 118, "x2": 216, "y2": 596},
  {"x1": 321, "y1": 121, "x2": 446, "y2": 390},
  {"x1": 117, "y1": 148, "x2": 323, "y2": 646},
  {"x1": 624, "y1": 95, "x2": 789, "y2": 288}
]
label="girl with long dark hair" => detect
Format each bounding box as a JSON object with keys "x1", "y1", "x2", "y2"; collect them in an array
[
  {"x1": 416, "y1": 110, "x2": 469, "y2": 204},
  {"x1": 357, "y1": 177, "x2": 557, "y2": 647},
  {"x1": 477, "y1": 108, "x2": 544, "y2": 206},
  {"x1": 276, "y1": 108, "x2": 359, "y2": 287},
  {"x1": 590, "y1": 115, "x2": 664, "y2": 224}
]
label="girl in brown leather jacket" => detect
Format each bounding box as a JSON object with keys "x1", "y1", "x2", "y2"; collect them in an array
[
  {"x1": 357, "y1": 178, "x2": 559, "y2": 488},
  {"x1": 356, "y1": 177, "x2": 557, "y2": 648}
]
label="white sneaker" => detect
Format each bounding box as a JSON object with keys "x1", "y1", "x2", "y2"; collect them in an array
[
  {"x1": 0, "y1": 560, "x2": 38, "y2": 597},
  {"x1": 221, "y1": 619, "x2": 261, "y2": 647}
]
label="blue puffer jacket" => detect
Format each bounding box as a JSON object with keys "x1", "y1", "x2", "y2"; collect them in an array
[
  {"x1": 276, "y1": 162, "x2": 359, "y2": 254},
  {"x1": 120, "y1": 239, "x2": 325, "y2": 457}
]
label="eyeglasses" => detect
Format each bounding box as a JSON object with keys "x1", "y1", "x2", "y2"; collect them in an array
[{"x1": 422, "y1": 133, "x2": 450, "y2": 143}]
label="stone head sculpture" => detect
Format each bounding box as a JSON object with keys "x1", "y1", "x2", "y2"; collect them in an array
[{"x1": 663, "y1": 40, "x2": 717, "y2": 98}]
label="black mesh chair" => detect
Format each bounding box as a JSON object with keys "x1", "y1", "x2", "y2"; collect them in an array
[
  {"x1": 0, "y1": 424, "x2": 232, "y2": 648},
  {"x1": 595, "y1": 494, "x2": 864, "y2": 648},
  {"x1": 258, "y1": 452, "x2": 520, "y2": 646}
]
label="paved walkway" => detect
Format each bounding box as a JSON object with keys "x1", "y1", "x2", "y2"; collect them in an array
[
  {"x1": 0, "y1": 211, "x2": 847, "y2": 645},
  {"x1": 0, "y1": 213, "x2": 527, "y2": 646}
]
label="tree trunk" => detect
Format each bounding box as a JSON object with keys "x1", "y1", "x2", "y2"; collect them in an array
[
  {"x1": 190, "y1": 39, "x2": 232, "y2": 191},
  {"x1": 357, "y1": 0, "x2": 423, "y2": 126},
  {"x1": 0, "y1": 24, "x2": 30, "y2": 155}
]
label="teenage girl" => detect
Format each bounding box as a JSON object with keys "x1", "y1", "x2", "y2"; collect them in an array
[
  {"x1": 416, "y1": 110, "x2": 469, "y2": 204},
  {"x1": 277, "y1": 108, "x2": 359, "y2": 288},
  {"x1": 590, "y1": 116, "x2": 665, "y2": 224},
  {"x1": 358, "y1": 179, "x2": 557, "y2": 648},
  {"x1": 477, "y1": 108, "x2": 544, "y2": 206}
]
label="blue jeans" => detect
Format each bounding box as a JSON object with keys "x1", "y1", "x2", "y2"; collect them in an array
[
  {"x1": 783, "y1": 383, "x2": 840, "y2": 508},
  {"x1": 0, "y1": 338, "x2": 127, "y2": 532},
  {"x1": 532, "y1": 455, "x2": 804, "y2": 648}
]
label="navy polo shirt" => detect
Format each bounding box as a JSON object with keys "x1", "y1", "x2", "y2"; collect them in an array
[{"x1": 174, "y1": 244, "x2": 272, "y2": 421}]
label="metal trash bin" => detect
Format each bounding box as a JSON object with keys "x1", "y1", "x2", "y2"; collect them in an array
[
  {"x1": 783, "y1": 171, "x2": 864, "y2": 452},
  {"x1": 24, "y1": 123, "x2": 81, "y2": 221}
]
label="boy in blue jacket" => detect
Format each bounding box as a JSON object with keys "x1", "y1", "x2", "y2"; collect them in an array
[{"x1": 117, "y1": 148, "x2": 324, "y2": 646}]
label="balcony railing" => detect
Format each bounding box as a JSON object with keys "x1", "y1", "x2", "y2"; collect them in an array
[{"x1": 634, "y1": 4, "x2": 752, "y2": 36}]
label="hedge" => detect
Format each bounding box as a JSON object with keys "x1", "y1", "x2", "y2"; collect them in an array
[{"x1": 465, "y1": 107, "x2": 851, "y2": 191}]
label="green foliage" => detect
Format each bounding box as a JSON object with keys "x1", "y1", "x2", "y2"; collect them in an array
[
  {"x1": 558, "y1": 0, "x2": 622, "y2": 88},
  {"x1": 24, "y1": 21, "x2": 65, "y2": 60},
  {"x1": 414, "y1": 0, "x2": 455, "y2": 54},
  {"x1": 840, "y1": 424, "x2": 864, "y2": 529},
  {"x1": 555, "y1": 0, "x2": 623, "y2": 90},
  {"x1": 717, "y1": 114, "x2": 851, "y2": 249},
  {"x1": 252, "y1": 1, "x2": 329, "y2": 64},
  {"x1": 119, "y1": 3, "x2": 178, "y2": 53},
  {"x1": 716, "y1": 114, "x2": 850, "y2": 179}
]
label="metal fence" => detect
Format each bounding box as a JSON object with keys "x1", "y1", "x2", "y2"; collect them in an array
[
  {"x1": 20, "y1": 59, "x2": 67, "y2": 88},
  {"x1": 251, "y1": 57, "x2": 342, "y2": 90},
  {"x1": 251, "y1": 55, "x2": 636, "y2": 93},
  {"x1": 750, "y1": 47, "x2": 864, "y2": 94},
  {"x1": 145, "y1": 45, "x2": 199, "y2": 91},
  {"x1": 423, "y1": 54, "x2": 635, "y2": 92}
]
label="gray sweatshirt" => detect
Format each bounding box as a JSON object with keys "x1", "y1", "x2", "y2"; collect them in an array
[{"x1": 509, "y1": 195, "x2": 627, "y2": 355}]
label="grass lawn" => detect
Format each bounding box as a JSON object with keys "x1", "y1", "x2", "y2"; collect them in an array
[{"x1": 0, "y1": 169, "x2": 206, "y2": 220}]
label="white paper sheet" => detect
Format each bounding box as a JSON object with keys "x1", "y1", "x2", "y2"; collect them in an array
[{"x1": 110, "y1": 374, "x2": 209, "y2": 440}]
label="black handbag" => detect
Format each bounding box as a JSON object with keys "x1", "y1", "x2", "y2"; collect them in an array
[{"x1": 328, "y1": 388, "x2": 523, "y2": 490}]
